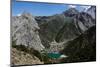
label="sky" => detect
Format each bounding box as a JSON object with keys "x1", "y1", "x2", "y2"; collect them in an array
[{"x1": 12, "y1": 0, "x2": 91, "y2": 16}]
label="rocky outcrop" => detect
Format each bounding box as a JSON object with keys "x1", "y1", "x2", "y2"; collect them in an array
[
  {"x1": 11, "y1": 48, "x2": 43, "y2": 66},
  {"x1": 12, "y1": 13, "x2": 45, "y2": 51}
]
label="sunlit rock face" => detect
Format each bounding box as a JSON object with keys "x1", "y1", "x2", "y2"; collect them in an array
[
  {"x1": 86, "y1": 6, "x2": 96, "y2": 19},
  {"x1": 11, "y1": 13, "x2": 45, "y2": 51}
]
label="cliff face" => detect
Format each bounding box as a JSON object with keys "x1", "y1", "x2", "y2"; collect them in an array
[
  {"x1": 12, "y1": 13, "x2": 45, "y2": 51},
  {"x1": 86, "y1": 6, "x2": 96, "y2": 19}
]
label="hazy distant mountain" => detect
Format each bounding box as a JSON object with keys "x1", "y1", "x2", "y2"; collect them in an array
[{"x1": 63, "y1": 8, "x2": 79, "y2": 17}]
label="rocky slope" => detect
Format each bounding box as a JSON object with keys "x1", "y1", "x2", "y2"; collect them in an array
[
  {"x1": 11, "y1": 48, "x2": 43, "y2": 66},
  {"x1": 12, "y1": 13, "x2": 45, "y2": 51}
]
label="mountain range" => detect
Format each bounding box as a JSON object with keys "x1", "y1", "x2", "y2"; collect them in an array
[
  {"x1": 11, "y1": 6, "x2": 96, "y2": 65},
  {"x1": 35, "y1": 6, "x2": 96, "y2": 48}
]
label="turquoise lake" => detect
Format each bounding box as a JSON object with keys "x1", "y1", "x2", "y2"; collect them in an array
[{"x1": 48, "y1": 53, "x2": 61, "y2": 59}]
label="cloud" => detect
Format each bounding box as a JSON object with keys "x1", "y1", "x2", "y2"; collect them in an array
[
  {"x1": 68, "y1": 5, "x2": 77, "y2": 8},
  {"x1": 17, "y1": 13, "x2": 21, "y2": 16}
]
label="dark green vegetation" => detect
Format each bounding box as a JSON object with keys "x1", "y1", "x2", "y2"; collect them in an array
[{"x1": 60, "y1": 26, "x2": 96, "y2": 63}]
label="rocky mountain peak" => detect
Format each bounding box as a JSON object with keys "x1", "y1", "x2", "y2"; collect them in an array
[
  {"x1": 64, "y1": 8, "x2": 79, "y2": 17},
  {"x1": 12, "y1": 13, "x2": 45, "y2": 51},
  {"x1": 86, "y1": 6, "x2": 96, "y2": 19},
  {"x1": 67, "y1": 8, "x2": 79, "y2": 13}
]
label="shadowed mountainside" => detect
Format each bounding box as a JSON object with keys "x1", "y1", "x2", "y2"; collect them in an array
[{"x1": 60, "y1": 26, "x2": 96, "y2": 63}]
